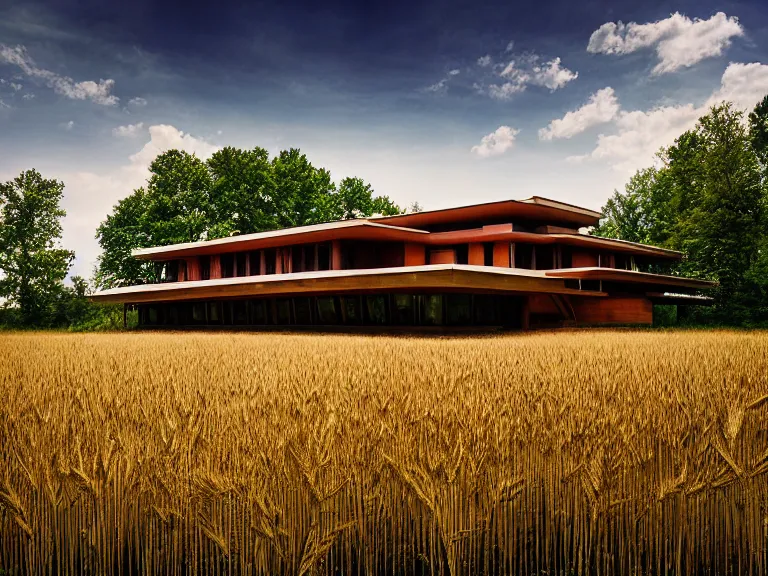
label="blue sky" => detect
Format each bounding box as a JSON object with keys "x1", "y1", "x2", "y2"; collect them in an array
[{"x1": 2, "y1": 0, "x2": 768, "y2": 277}]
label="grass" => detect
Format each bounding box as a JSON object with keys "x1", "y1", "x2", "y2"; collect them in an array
[{"x1": 1, "y1": 330, "x2": 767, "y2": 575}]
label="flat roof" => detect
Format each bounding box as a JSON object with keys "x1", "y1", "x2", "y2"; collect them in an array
[
  {"x1": 369, "y1": 196, "x2": 602, "y2": 229},
  {"x1": 90, "y1": 263, "x2": 711, "y2": 305}
]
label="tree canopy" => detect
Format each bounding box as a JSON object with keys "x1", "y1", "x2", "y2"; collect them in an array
[
  {"x1": 95, "y1": 147, "x2": 402, "y2": 288},
  {"x1": 0, "y1": 170, "x2": 74, "y2": 326},
  {"x1": 594, "y1": 100, "x2": 768, "y2": 325}
]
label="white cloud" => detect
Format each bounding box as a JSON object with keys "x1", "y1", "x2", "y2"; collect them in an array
[
  {"x1": 531, "y1": 57, "x2": 579, "y2": 90},
  {"x1": 22, "y1": 93, "x2": 34, "y2": 100},
  {"x1": 471, "y1": 126, "x2": 520, "y2": 157},
  {"x1": 60, "y1": 120, "x2": 74, "y2": 130},
  {"x1": 477, "y1": 55, "x2": 492, "y2": 67},
  {"x1": 488, "y1": 56, "x2": 577, "y2": 99},
  {"x1": 61, "y1": 125, "x2": 220, "y2": 277},
  {"x1": 505, "y1": 40, "x2": 515, "y2": 52},
  {"x1": 571, "y1": 62, "x2": 768, "y2": 173},
  {"x1": 128, "y1": 97, "x2": 147, "y2": 106},
  {"x1": 425, "y1": 79, "x2": 447, "y2": 92},
  {"x1": 10, "y1": 82, "x2": 22, "y2": 91},
  {"x1": 587, "y1": 12, "x2": 743, "y2": 75},
  {"x1": 112, "y1": 122, "x2": 145, "y2": 137},
  {"x1": 0, "y1": 99, "x2": 9, "y2": 109},
  {"x1": 0, "y1": 44, "x2": 119, "y2": 105},
  {"x1": 539, "y1": 87, "x2": 620, "y2": 140},
  {"x1": 448, "y1": 69, "x2": 460, "y2": 76}
]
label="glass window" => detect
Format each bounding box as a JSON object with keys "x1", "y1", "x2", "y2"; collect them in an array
[
  {"x1": 419, "y1": 295, "x2": 443, "y2": 326},
  {"x1": 250, "y1": 300, "x2": 267, "y2": 324},
  {"x1": 148, "y1": 306, "x2": 159, "y2": 325},
  {"x1": 221, "y1": 254, "x2": 235, "y2": 278},
  {"x1": 233, "y1": 301, "x2": 249, "y2": 325},
  {"x1": 365, "y1": 295, "x2": 387, "y2": 324},
  {"x1": 208, "y1": 302, "x2": 221, "y2": 324},
  {"x1": 341, "y1": 297, "x2": 362, "y2": 324},
  {"x1": 474, "y1": 295, "x2": 497, "y2": 325},
  {"x1": 317, "y1": 243, "x2": 330, "y2": 271},
  {"x1": 200, "y1": 256, "x2": 211, "y2": 280},
  {"x1": 446, "y1": 294, "x2": 472, "y2": 325},
  {"x1": 391, "y1": 294, "x2": 415, "y2": 325},
  {"x1": 294, "y1": 298, "x2": 313, "y2": 324},
  {"x1": 248, "y1": 251, "x2": 261, "y2": 276},
  {"x1": 264, "y1": 249, "x2": 276, "y2": 274},
  {"x1": 192, "y1": 303, "x2": 206, "y2": 324},
  {"x1": 236, "y1": 253, "x2": 247, "y2": 277},
  {"x1": 275, "y1": 299, "x2": 292, "y2": 324},
  {"x1": 316, "y1": 297, "x2": 338, "y2": 324}
]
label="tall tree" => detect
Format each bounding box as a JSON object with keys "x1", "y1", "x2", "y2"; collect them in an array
[
  {"x1": 95, "y1": 146, "x2": 405, "y2": 288},
  {"x1": 0, "y1": 170, "x2": 74, "y2": 326},
  {"x1": 207, "y1": 146, "x2": 276, "y2": 236},
  {"x1": 749, "y1": 94, "x2": 768, "y2": 166}
]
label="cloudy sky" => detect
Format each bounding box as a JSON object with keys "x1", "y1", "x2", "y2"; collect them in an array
[{"x1": 2, "y1": 0, "x2": 768, "y2": 278}]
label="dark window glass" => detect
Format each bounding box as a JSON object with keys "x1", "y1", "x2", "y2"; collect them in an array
[
  {"x1": 365, "y1": 295, "x2": 387, "y2": 324},
  {"x1": 561, "y1": 247, "x2": 572, "y2": 269},
  {"x1": 166, "y1": 261, "x2": 179, "y2": 282},
  {"x1": 248, "y1": 251, "x2": 261, "y2": 275},
  {"x1": 316, "y1": 297, "x2": 338, "y2": 324},
  {"x1": 233, "y1": 301, "x2": 249, "y2": 324},
  {"x1": 236, "y1": 253, "x2": 247, "y2": 277},
  {"x1": 264, "y1": 249, "x2": 276, "y2": 275},
  {"x1": 221, "y1": 254, "x2": 235, "y2": 278},
  {"x1": 341, "y1": 297, "x2": 362, "y2": 324},
  {"x1": 455, "y1": 245, "x2": 469, "y2": 265},
  {"x1": 275, "y1": 299, "x2": 292, "y2": 324},
  {"x1": 148, "y1": 306, "x2": 159, "y2": 325},
  {"x1": 208, "y1": 302, "x2": 221, "y2": 324},
  {"x1": 317, "y1": 243, "x2": 330, "y2": 271},
  {"x1": 167, "y1": 305, "x2": 179, "y2": 325},
  {"x1": 483, "y1": 243, "x2": 494, "y2": 266},
  {"x1": 446, "y1": 294, "x2": 472, "y2": 325},
  {"x1": 516, "y1": 244, "x2": 533, "y2": 269},
  {"x1": 537, "y1": 246, "x2": 554, "y2": 270},
  {"x1": 474, "y1": 295, "x2": 498, "y2": 325},
  {"x1": 419, "y1": 295, "x2": 443, "y2": 326},
  {"x1": 391, "y1": 294, "x2": 415, "y2": 325},
  {"x1": 192, "y1": 303, "x2": 206, "y2": 324},
  {"x1": 250, "y1": 300, "x2": 267, "y2": 324},
  {"x1": 200, "y1": 256, "x2": 211, "y2": 280},
  {"x1": 294, "y1": 298, "x2": 313, "y2": 324}
]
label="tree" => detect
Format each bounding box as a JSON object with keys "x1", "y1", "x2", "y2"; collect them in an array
[
  {"x1": 0, "y1": 169, "x2": 74, "y2": 326},
  {"x1": 749, "y1": 94, "x2": 768, "y2": 166},
  {"x1": 95, "y1": 146, "x2": 405, "y2": 288},
  {"x1": 593, "y1": 100, "x2": 768, "y2": 325},
  {"x1": 207, "y1": 146, "x2": 276, "y2": 236}
]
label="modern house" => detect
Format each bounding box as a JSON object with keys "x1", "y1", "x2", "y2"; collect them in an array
[{"x1": 90, "y1": 197, "x2": 714, "y2": 329}]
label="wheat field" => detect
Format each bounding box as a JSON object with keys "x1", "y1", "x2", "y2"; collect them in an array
[{"x1": 0, "y1": 330, "x2": 767, "y2": 575}]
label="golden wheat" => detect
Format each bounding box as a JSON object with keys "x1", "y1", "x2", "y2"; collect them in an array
[{"x1": 0, "y1": 330, "x2": 767, "y2": 575}]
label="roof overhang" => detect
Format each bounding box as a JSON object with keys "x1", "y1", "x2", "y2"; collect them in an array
[
  {"x1": 90, "y1": 265, "x2": 607, "y2": 304},
  {"x1": 545, "y1": 268, "x2": 716, "y2": 290},
  {"x1": 370, "y1": 196, "x2": 601, "y2": 229}
]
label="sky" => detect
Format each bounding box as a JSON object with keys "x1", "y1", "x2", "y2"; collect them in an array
[{"x1": 2, "y1": 0, "x2": 768, "y2": 278}]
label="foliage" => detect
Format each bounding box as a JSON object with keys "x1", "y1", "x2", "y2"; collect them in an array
[
  {"x1": 594, "y1": 101, "x2": 768, "y2": 326},
  {"x1": 0, "y1": 170, "x2": 74, "y2": 327},
  {"x1": 1, "y1": 331, "x2": 767, "y2": 574},
  {"x1": 96, "y1": 147, "x2": 404, "y2": 289}
]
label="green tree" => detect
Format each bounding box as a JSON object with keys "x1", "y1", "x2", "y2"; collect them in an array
[
  {"x1": 749, "y1": 94, "x2": 768, "y2": 166},
  {"x1": 335, "y1": 177, "x2": 401, "y2": 219},
  {"x1": 207, "y1": 146, "x2": 276, "y2": 236},
  {"x1": 0, "y1": 169, "x2": 74, "y2": 326},
  {"x1": 95, "y1": 146, "x2": 404, "y2": 288}
]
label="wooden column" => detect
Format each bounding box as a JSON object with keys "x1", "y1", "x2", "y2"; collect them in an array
[
  {"x1": 275, "y1": 248, "x2": 283, "y2": 275},
  {"x1": 331, "y1": 240, "x2": 343, "y2": 270},
  {"x1": 260, "y1": 251, "x2": 267, "y2": 275},
  {"x1": 177, "y1": 260, "x2": 186, "y2": 282},
  {"x1": 468, "y1": 243, "x2": 484, "y2": 266},
  {"x1": 210, "y1": 255, "x2": 222, "y2": 279},
  {"x1": 404, "y1": 243, "x2": 426, "y2": 266},
  {"x1": 185, "y1": 258, "x2": 200, "y2": 281},
  {"x1": 493, "y1": 242, "x2": 510, "y2": 267},
  {"x1": 244, "y1": 254, "x2": 250, "y2": 276},
  {"x1": 429, "y1": 249, "x2": 455, "y2": 265}
]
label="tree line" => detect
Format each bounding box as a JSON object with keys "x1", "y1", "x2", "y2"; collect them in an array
[
  {"x1": 593, "y1": 97, "x2": 768, "y2": 326},
  {"x1": 0, "y1": 148, "x2": 403, "y2": 329},
  {"x1": 2, "y1": 98, "x2": 768, "y2": 330}
]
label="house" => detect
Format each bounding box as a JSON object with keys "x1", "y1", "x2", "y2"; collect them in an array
[{"x1": 90, "y1": 196, "x2": 714, "y2": 329}]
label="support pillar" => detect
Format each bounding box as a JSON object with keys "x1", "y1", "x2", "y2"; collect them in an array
[
  {"x1": 210, "y1": 255, "x2": 222, "y2": 279},
  {"x1": 404, "y1": 243, "x2": 426, "y2": 266},
  {"x1": 493, "y1": 242, "x2": 510, "y2": 267},
  {"x1": 186, "y1": 258, "x2": 200, "y2": 281},
  {"x1": 468, "y1": 243, "x2": 484, "y2": 266},
  {"x1": 521, "y1": 297, "x2": 530, "y2": 331},
  {"x1": 331, "y1": 240, "x2": 343, "y2": 270}
]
